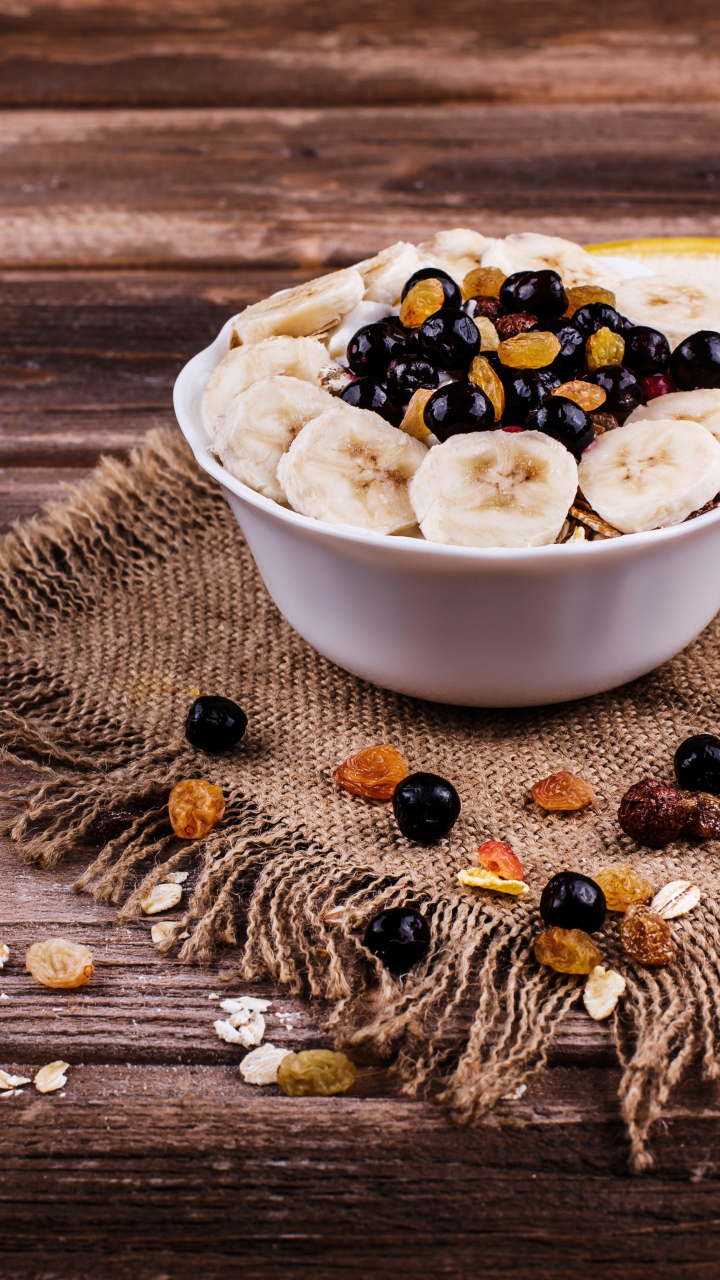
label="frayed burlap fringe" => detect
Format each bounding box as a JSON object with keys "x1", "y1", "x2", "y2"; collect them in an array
[{"x1": 3, "y1": 429, "x2": 720, "y2": 1171}]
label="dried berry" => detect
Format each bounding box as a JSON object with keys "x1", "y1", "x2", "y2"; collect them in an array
[
  {"x1": 586, "y1": 326, "x2": 625, "y2": 372},
  {"x1": 618, "y1": 779, "x2": 687, "y2": 847},
  {"x1": 334, "y1": 743, "x2": 408, "y2": 801},
  {"x1": 399, "y1": 388, "x2": 434, "y2": 441},
  {"x1": 583, "y1": 965, "x2": 626, "y2": 1020},
  {"x1": 168, "y1": 778, "x2": 225, "y2": 839},
  {"x1": 141, "y1": 882, "x2": 182, "y2": 915},
  {"x1": 682, "y1": 790, "x2": 720, "y2": 837},
  {"x1": 503, "y1": 369, "x2": 561, "y2": 423},
  {"x1": 386, "y1": 355, "x2": 438, "y2": 404},
  {"x1": 468, "y1": 355, "x2": 505, "y2": 421},
  {"x1": 185, "y1": 695, "x2": 248, "y2": 754},
  {"x1": 469, "y1": 296, "x2": 505, "y2": 323},
  {"x1": 532, "y1": 770, "x2": 595, "y2": 811},
  {"x1": 670, "y1": 331, "x2": 720, "y2": 391},
  {"x1": 534, "y1": 927, "x2": 602, "y2": 974},
  {"x1": 419, "y1": 309, "x2": 481, "y2": 371},
  {"x1": 364, "y1": 907, "x2": 430, "y2": 973},
  {"x1": 85, "y1": 806, "x2": 143, "y2": 843},
  {"x1": 458, "y1": 867, "x2": 528, "y2": 896},
  {"x1": 495, "y1": 312, "x2": 538, "y2": 341},
  {"x1": 674, "y1": 733, "x2": 720, "y2": 795},
  {"x1": 525, "y1": 397, "x2": 594, "y2": 459},
  {"x1": 340, "y1": 376, "x2": 402, "y2": 426},
  {"x1": 500, "y1": 270, "x2": 567, "y2": 320},
  {"x1": 401, "y1": 267, "x2": 461, "y2": 309},
  {"x1": 572, "y1": 302, "x2": 629, "y2": 340},
  {"x1": 498, "y1": 332, "x2": 561, "y2": 370},
  {"x1": 620, "y1": 903, "x2": 677, "y2": 967},
  {"x1": 641, "y1": 372, "x2": 676, "y2": 401},
  {"x1": 585, "y1": 364, "x2": 643, "y2": 414},
  {"x1": 277, "y1": 1049, "x2": 356, "y2": 1097},
  {"x1": 651, "y1": 879, "x2": 701, "y2": 919},
  {"x1": 474, "y1": 315, "x2": 500, "y2": 351},
  {"x1": 346, "y1": 321, "x2": 408, "y2": 379},
  {"x1": 399, "y1": 278, "x2": 446, "y2": 329},
  {"x1": 423, "y1": 381, "x2": 494, "y2": 441},
  {"x1": 623, "y1": 326, "x2": 671, "y2": 377},
  {"x1": 594, "y1": 864, "x2": 653, "y2": 912},
  {"x1": 25, "y1": 939, "x2": 94, "y2": 990},
  {"x1": 564, "y1": 285, "x2": 617, "y2": 316},
  {"x1": 552, "y1": 380, "x2": 607, "y2": 412},
  {"x1": 393, "y1": 772, "x2": 461, "y2": 844},
  {"x1": 477, "y1": 840, "x2": 524, "y2": 881},
  {"x1": 540, "y1": 871, "x2": 606, "y2": 933},
  {"x1": 590, "y1": 411, "x2": 619, "y2": 434},
  {"x1": 462, "y1": 266, "x2": 506, "y2": 301}
]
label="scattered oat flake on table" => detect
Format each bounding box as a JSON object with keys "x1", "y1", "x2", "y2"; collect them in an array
[
  {"x1": 501, "y1": 1083, "x2": 527, "y2": 1101},
  {"x1": 140, "y1": 883, "x2": 182, "y2": 915},
  {"x1": 34, "y1": 1061, "x2": 70, "y2": 1093},
  {"x1": 651, "y1": 880, "x2": 701, "y2": 919},
  {"x1": 458, "y1": 868, "x2": 528, "y2": 896},
  {"x1": 0, "y1": 944, "x2": 9, "y2": 968},
  {"x1": 532, "y1": 771, "x2": 595, "y2": 811},
  {"x1": 150, "y1": 921, "x2": 175, "y2": 945},
  {"x1": 162, "y1": 871, "x2": 189, "y2": 884},
  {"x1": 239, "y1": 1043, "x2": 291, "y2": 1085},
  {"x1": 0, "y1": 994, "x2": 9, "y2": 1002},
  {"x1": 214, "y1": 1013, "x2": 265, "y2": 1047},
  {"x1": 583, "y1": 965, "x2": 626, "y2": 1020},
  {"x1": 220, "y1": 997, "x2": 271, "y2": 1014},
  {"x1": 0, "y1": 1070, "x2": 31, "y2": 1089},
  {"x1": 208, "y1": 993, "x2": 219, "y2": 1000}
]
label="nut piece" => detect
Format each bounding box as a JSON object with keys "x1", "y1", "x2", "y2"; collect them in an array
[
  {"x1": 458, "y1": 868, "x2": 528, "y2": 896},
  {"x1": 618, "y1": 779, "x2": 687, "y2": 847},
  {"x1": 34, "y1": 1061, "x2": 69, "y2": 1093},
  {"x1": 532, "y1": 770, "x2": 595, "y2": 812},
  {"x1": 650, "y1": 880, "x2": 701, "y2": 919},
  {"x1": 277, "y1": 1048, "x2": 356, "y2": 1097},
  {"x1": 239, "y1": 1043, "x2": 291, "y2": 1085},
  {"x1": 26, "y1": 939, "x2": 94, "y2": 990},
  {"x1": 168, "y1": 778, "x2": 225, "y2": 839},
  {"x1": 583, "y1": 964, "x2": 626, "y2": 1020},
  {"x1": 0, "y1": 943, "x2": 8, "y2": 968},
  {"x1": 0, "y1": 1069, "x2": 31, "y2": 1088},
  {"x1": 141, "y1": 883, "x2": 182, "y2": 915}
]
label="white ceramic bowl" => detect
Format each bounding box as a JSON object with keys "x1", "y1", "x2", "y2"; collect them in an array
[{"x1": 173, "y1": 247, "x2": 720, "y2": 707}]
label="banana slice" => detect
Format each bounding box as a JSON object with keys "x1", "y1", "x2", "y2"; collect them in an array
[
  {"x1": 276, "y1": 402, "x2": 427, "y2": 533},
  {"x1": 481, "y1": 233, "x2": 621, "y2": 290},
  {"x1": 577, "y1": 418, "x2": 720, "y2": 533},
  {"x1": 202, "y1": 336, "x2": 328, "y2": 437},
  {"x1": 327, "y1": 299, "x2": 393, "y2": 360},
  {"x1": 229, "y1": 268, "x2": 364, "y2": 345},
  {"x1": 357, "y1": 241, "x2": 422, "y2": 305},
  {"x1": 614, "y1": 275, "x2": 720, "y2": 349},
  {"x1": 409, "y1": 430, "x2": 578, "y2": 548},
  {"x1": 212, "y1": 376, "x2": 333, "y2": 503},
  {"x1": 416, "y1": 228, "x2": 494, "y2": 285},
  {"x1": 626, "y1": 389, "x2": 720, "y2": 443}
]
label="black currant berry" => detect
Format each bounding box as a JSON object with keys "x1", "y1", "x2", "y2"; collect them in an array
[
  {"x1": 185, "y1": 695, "x2": 248, "y2": 754},
  {"x1": 503, "y1": 369, "x2": 561, "y2": 424},
  {"x1": 585, "y1": 365, "x2": 643, "y2": 414},
  {"x1": 423, "y1": 381, "x2": 494, "y2": 441},
  {"x1": 385, "y1": 355, "x2": 439, "y2": 404},
  {"x1": 540, "y1": 871, "x2": 607, "y2": 933},
  {"x1": 418, "y1": 309, "x2": 480, "y2": 371},
  {"x1": 401, "y1": 267, "x2": 462, "y2": 310},
  {"x1": 669, "y1": 331, "x2": 720, "y2": 391},
  {"x1": 393, "y1": 772, "x2": 461, "y2": 845},
  {"x1": 525, "y1": 397, "x2": 595, "y2": 459},
  {"x1": 363, "y1": 907, "x2": 431, "y2": 975},
  {"x1": 572, "y1": 303, "x2": 631, "y2": 340},
  {"x1": 623, "y1": 326, "x2": 671, "y2": 377},
  {"x1": 674, "y1": 733, "x2": 720, "y2": 795},
  {"x1": 346, "y1": 321, "x2": 408, "y2": 379},
  {"x1": 500, "y1": 270, "x2": 567, "y2": 320},
  {"x1": 340, "y1": 377, "x2": 402, "y2": 426},
  {"x1": 540, "y1": 318, "x2": 586, "y2": 379}
]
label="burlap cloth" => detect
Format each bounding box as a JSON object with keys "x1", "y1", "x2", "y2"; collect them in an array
[{"x1": 2, "y1": 429, "x2": 720, "y2": 1170}]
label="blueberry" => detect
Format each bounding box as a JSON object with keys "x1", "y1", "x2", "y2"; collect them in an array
[
  {"x1": 418, "y1": 309, "x2": 480, "y2": 371},
  {"x1": 525, "y1": 397, "x2": 595, "y2": 459},
  {"x1": 393, "y1": 772, "x2": 461, "y2": 845},
  {"x1": 401, "y1": 267, "x2": 462, "y2": 310},
  {"x1": 539, "y1": 317, "x2": 586, "y2": 379},
  {"x1": 363, "y1": 907, "x2": 431, "y2": 975},
  {"x1": 346, "y1": 321, "x2": 408, "y2": 379},
  {"x1": 674, "y1": 733, "x2": 720, "y2": 794},
  {"x1": 385, "y1": 355, "x2": 439, "y2": 404},
  {"x1": 423, "y1": 381, "x2": 494, "y2": 441},
  {"x1": 340, "y1": 376, "x2": 402, "y2": 426},
  {"x1": 669, "y1": 331, "x2": 720, "y2": 391},
  {"x1": 572, "y1": 303, "x2": 631, "y2": 340},
  {"x1": 585, "y1": 365, "x2": 643, "y2": 414},
  {"x1": 185, "y1": 695, "x2": 248, "y2": 754},
  {"x1": 503, "y1": 369, "x2": 561, "y2": 424},
  {"x1": 540, "y1": 871, "x2": 606, "y2": 933},
  {"x1": 623, "y1": 326, "x2": 671, "y2": 377},
  {"x1": 500, "y1": 270, "x2": 567, "y2": 320}
]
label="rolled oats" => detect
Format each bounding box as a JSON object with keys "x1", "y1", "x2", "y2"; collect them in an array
[
  {"x1": 140, "y1": 883, "x2": 182, "y2": 915},
  {"x1": 239, "y1": 1043, "x2": 291, "y2": 1085},
  {"x1": 34, "y1": 1061, "x2": 70, "y2": 1093},
  {"x1": 0, "y1": 943, "x2": 9, "y2": 968},
  {"x1": 651, "y1": 880, "x2": 701, "y2": 920},
  {"x1": 0, "y1": 1069, "x2": 31, "y2": 1088},
  {"x1": 583, "y1": 965, "x2": 626, "y2": 1020}
]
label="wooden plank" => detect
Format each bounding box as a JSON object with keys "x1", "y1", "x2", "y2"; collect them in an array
[
  {"x1": 2, "y1": 105, "x2": 720, "y2": 269},
  {"x1": 0, "y1": 1, "x2": 719, "y2": 108}
]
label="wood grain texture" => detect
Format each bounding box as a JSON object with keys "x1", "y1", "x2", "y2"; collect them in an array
[{"x1": 0, "y1": 0, "x2": 719, "y2": 108}]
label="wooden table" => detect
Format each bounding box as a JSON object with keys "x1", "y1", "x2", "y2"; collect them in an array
[{"x1": 2, "y1": 5, "x2": 720, "y2": 1275}]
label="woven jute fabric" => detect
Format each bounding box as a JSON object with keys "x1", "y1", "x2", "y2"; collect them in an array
[{"x1": 2, "y1": 429, "x2": 720, "y2": 1169}]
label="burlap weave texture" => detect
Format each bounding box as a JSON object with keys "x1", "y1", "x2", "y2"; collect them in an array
[{"x1": 2, "y1": 429, "x2": 720, "y2": 1170}]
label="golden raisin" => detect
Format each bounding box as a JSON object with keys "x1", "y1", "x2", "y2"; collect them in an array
[
  {"x1": 25, "y1": 939, "x2": 94, "y2": 989},
  {"x1": 586, "y1": 326, "x2": 625, "y2": 371},
  {"x1": 534, "y1": 927, "x2": 602, "y2": 974},
  {"x1": 681, "y1": 790, "x2": 720, "y2": 838},
  {"x1": 620, "y1": 903, "x2": 676, "y2": 967},
  {"x1": 498, "y1": 332, "x2": 561, "y2": 370},
  {"x1": 590, "y1": 411, "x2": 619, "y2": 435},
  {"x1": 618, "y1": 779, "x2": 686, "y2": 847},
  {"x1": 462, "y1": 266, "x2": 506, "y2": 301},
  {"x1": 594, "y1": 864, "x2": 653, "y2": 912},
  {"x1": 399, "y1": 278, "x2": 445, "y2": 329},
  {"x1": 168, "y1": 778, "x2": 225, "y2": 839},
  {"x1": 334, "y1": 744, "x2": 408, "y2": 801},
  {"x1": 477, "y1": 840, "x2": 524, "y2": 880},
  {"x1": 468, "y1": 355, "x2": 505, "y2": 421},
  {"x1": 564, "y1": 285, "x2": 617, "y2": 317},
  {"x1": 277, "y1": 1049, "x2": 356, "y2": 1097},
  {"x1": 399, "y1": 388, "x2": 434, "y2": 440},
  {"x1": 474, "y1": 315, "x2": 500, "y2": 352},
  {"x1": 552, "y1": 380, "x2": 607, "y2": 412},
  {"x1": 532, "y1": 770, "x2": 595, "y2": 812}
]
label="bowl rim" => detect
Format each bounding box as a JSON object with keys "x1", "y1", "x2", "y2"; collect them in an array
[{"x1": 173, "y1": 239, "x2": 720, "y2": 564}]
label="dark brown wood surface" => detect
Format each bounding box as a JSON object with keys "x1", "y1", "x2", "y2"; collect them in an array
[{"x1": 2, "y1": 4, "x2": 720, "y2": 1275}]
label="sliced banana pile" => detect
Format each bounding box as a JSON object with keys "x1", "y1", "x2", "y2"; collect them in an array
[
  {"x1": 625, "y1": 388, "x2": 720, "y2": 442},
  {"x1": 615, "y1": 276, "x2": 720, "y2": 349},
  {"x1": 578, "y1": 419, "x2": 720, "y2": 534},
  {"x1": 277, "y1": 402, "x2": 427, "y2": 533},
  {"x1": 202, "y1": 336, "x2": 329, "y2": 438},
  {"x1": 229, "y1": 267, "x2": 364, "y2": 345},
  {"x1": 409, "y1": 431, "x2": 578, "y2": 547},
  {"x1": 480, "y1": 232, "x2": 622, "y2": 291}
]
